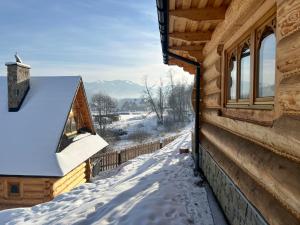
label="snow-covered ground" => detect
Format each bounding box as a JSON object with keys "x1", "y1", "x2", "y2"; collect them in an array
[
  {"x1": 0, "y1": 133, "x2": 216, "y2": 225},
  {"x1": 108, "y1": 112, "x2": 193, "y2": 150}
]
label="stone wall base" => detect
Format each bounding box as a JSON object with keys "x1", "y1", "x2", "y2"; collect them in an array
[{"x1": 200, "y1": 147, "x2": 267, "y2": 225}]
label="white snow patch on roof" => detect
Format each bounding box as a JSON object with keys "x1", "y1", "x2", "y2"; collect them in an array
[{"x1": 0, "y1": 76, "x2": 107, "y2": 177}]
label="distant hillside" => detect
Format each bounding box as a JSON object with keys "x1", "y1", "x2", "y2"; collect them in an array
[{"x1": 84, "y1": 80, "x2": 144, "y2": 100}]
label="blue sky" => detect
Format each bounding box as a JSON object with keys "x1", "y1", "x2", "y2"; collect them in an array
[{"x1": 0, "y1": 0, "x2": 192, "y2": 84}]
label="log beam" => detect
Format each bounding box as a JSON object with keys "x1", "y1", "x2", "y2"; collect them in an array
[
  {"x1": 169, "y1": 45, "x2": 204, "y2": 51},
  {"x1": 187, "y1": 50, "x2": 204, "y2": 62},
  {"x1": 169, "y1": 7, "x2": 226, "y2": 22},
  {"x1": 169, "y1": 31, "x2": 212, "y2": 42},
  {"x1": 169, "y1": 58, "x2": 196, "y2": 74}
]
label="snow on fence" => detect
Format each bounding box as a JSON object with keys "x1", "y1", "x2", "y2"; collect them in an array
[{"x1": 91, "y1": 135, "x2": 179, "y2": 175}]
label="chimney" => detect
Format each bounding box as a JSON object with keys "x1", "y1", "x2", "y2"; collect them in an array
[{"x1": 5, "y1": 56, "x2": 31, "y2": 112}]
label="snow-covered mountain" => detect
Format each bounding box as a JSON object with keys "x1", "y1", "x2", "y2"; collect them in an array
[{"x1": 84, "y1": 80, "x2": 144, "y2": 100}]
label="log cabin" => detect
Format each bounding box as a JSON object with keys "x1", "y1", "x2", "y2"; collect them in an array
[
  {"x1": 0, "y1": 60, "x2": 108, "y2": 210},
  {"x1": 156, "y1": 0, "x2": 300, "y2": 225}
]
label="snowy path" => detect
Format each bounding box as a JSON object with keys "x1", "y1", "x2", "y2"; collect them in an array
[{"x1": 0, "y1": 133, "x2": 214, "y2": 225}]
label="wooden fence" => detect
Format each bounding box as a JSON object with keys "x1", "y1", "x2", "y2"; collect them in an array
[{"x1": 91, "y1": 135, "x2": 179, "y2": 175}]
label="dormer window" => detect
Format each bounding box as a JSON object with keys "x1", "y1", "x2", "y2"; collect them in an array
[{"x1": 64, "y1": 110, "x2": 78, "y2": 136}]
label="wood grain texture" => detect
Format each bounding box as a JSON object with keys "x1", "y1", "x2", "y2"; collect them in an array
[
  {"x1": 202, "y1": 93, "x2": 221, "y2": 108},
  {"x1": 169, "y1": 45, "x2": 204, "y2": 51},
  {"x1": 277, "y1": 0, "x2": 300, "y2": 41},
  {"x1": 202, "y1": 134, "x2": 300, "y2": 225},
  {"x1": 169, "y1": 31, "x2": 212, "y2": 42},
  {"x1": 221, "y1": 108, "x2": 274, "y2": 125},
  {"x1": 203, "y1": 0, "x2": 265, "y2": 56},
  {"x1": 203, "y1": 76, "x2": 221, "y2": 95},
  {"x1": 202, "y1": 110, "x2": 300, "y2": 162},
  {"x1": 277, "y1": 29, "x2": 300, "y2": 75},
  {"x1": 278, "y1": 73, "x2": 300, "y2": 115},
  {"x1": 201, "y1": 122, "x2": 300, "y2": 222},
  {"x1": 169, "y1": 7, "x2": 226, "y2": 22}
]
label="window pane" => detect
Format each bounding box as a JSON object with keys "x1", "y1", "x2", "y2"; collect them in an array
[
  {"x1": 71, "y1": 118, "x2": 77, "y2": 132},
  {"x1": 258, "y1": 33, "x2": 276, "y2": 97},
  {"x1": 10, "y1": 184, "x2": 20, "y2": 193},
  {"x1": 228, "y1": 56, "x2": 237, "y2": 100},
  {"x1": 240, "y1": 47, "x2": 250, "y2": 99}
]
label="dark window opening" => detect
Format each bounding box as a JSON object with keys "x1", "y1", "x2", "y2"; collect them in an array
[{"x1": 8, "y1": 183, "x2": 21, "y2": 197}]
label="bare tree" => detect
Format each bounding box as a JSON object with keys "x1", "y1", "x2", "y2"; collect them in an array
[
  {"x1": 91, "y1": 92, "x2": 117, "y2": 135},
  {"x1": 167, "y1": 71, "x2": 193, "y2": 122},
  {"x1": 143, "y1": 76, "x2": 165, "y2": 125}
]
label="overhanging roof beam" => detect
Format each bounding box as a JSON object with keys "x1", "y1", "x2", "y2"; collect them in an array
[
  {"x1": 169, "y1": 31, "x2": 211, "y2": 42},
  {"x1": 168, "y1": 51, "x2": 200, "y2": 66},
  {"x1": 169, "y1": 45, "x2": 204, "y2": 51},
  {"x1": 169, "y1": 7, "x2": 226, "y2": 22}
]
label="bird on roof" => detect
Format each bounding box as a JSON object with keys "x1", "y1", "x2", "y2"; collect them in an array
[{"x1": 15, "y1": 52, "x2": 22, "y2": 63}]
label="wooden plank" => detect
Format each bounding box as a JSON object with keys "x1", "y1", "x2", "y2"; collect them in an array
[
  {"x1": 169, "y1": 7, "x2": 226, "y2": 22},
  {"x1": 277, "y1": 0, "x2": 300, "y2": 41},
  {"x1": 169, "y1": 31, "x2": 211, "y2": 42},
  {"x1": 277, "y1": 30, "x2": 300, "y2": 75},
  {"x1": 203, "y1": 76, "x2": 221, "y2": 96},
  {"x1": 188, "y1": 50, "x2": 204, "y2": 61},
  {"x1": 203, "y1": 93, "x2": 221, "y2": 108},
  {"x1": 202, "y1": 110, "x2": 300, "y2": 162},
  {"x1": 53, "y1": 173, "x2": 86, "y2": 196},
  {"x1": 52, "y1": 163, "x2": 85, "y2": 189}
]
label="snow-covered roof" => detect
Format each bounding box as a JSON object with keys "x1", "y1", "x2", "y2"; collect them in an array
[{"x1": 0, "y1": 76, "x2": 108, "y2": 177}]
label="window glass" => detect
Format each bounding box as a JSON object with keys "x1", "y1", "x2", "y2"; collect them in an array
[
  {"x1": 240, "y1": 46, "x2": 251, "y2": 99},
  {"x1": 258, "y1": 33, "x2": 276, "y2": 97},
  {"x1": 8, "y1": 183, "x2": 20, "y2": 197},
  {"x1": 71, "y1": 117, "x2": 77, "y2": 132},
  {"x1": 228, "y1": 55, "x2": 237, "y2": 100},
  {"x1": 10, "y1": 184, "x2": 19, "y2": 193},
  {"x1": 64, "y1": 115, "x2": 77, "y2": 135}
]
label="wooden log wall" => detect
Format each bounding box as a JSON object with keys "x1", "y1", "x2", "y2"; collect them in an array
[
  {"x1": 0, "y1": 162, "x2": 90, "y2": 210},
  {"x1": 72, "y1": 81, "x2": 95, "y2": 133},
  {"x1": 0, "y1": 177, "x2": 56, "y2": 210},
  {"x1": 189, "y1": 0, "x2": 300, "y2": 224},
  {"x1": 52, "y1": 162, "x2": 88, "y2": 197}
]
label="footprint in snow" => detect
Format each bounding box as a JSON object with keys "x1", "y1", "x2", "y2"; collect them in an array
[{"x1": 165, "y1": 208, "x2": 176, "y2": 218}]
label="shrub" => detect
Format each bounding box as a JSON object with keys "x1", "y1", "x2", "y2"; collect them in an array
[{"x1": 127, "y1": 129, "x2": 151, "y2": 142}]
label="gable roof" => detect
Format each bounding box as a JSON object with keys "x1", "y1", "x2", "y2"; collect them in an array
[{"x1": 0, "y1": 76, "x2": 108, "y2": 177}]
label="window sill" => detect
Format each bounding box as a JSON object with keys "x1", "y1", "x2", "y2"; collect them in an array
[
  {"x1": 225, "y1": 103, "x2": 273, "y2": 110},
  {"x1": 221, "y1": 107, "x2": 275, "y2": 126}
]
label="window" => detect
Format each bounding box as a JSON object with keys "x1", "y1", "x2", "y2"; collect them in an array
[
  {"x1": 228, "y1": 54, "x2": 237, "y2": 100},
  {"x1": 8, "y1": 182, "x2": 21, "y2": 197},
  {"x1": 15, "y1": 89, "x2": 19, "y2": 97},
  {"x1": 257, "y1": 32, "x2": 276, "y2": 98},
  {"x1": 225, "y1": 13, "x2": 276, "y2": 108},
  {"x1": 64, "y1": 110, "x2": 78, "y2": 136},
  {"x1": 240, "y1": 44, "x2": 251, "y2": 99}
]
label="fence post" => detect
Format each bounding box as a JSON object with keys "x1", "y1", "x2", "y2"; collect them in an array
[
  {"x1": 117, "y1": 151, "x2": 121, "y2": 165},
  {"x1": 160, "y1": 137, "x2": 163, "y2": 149}
]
